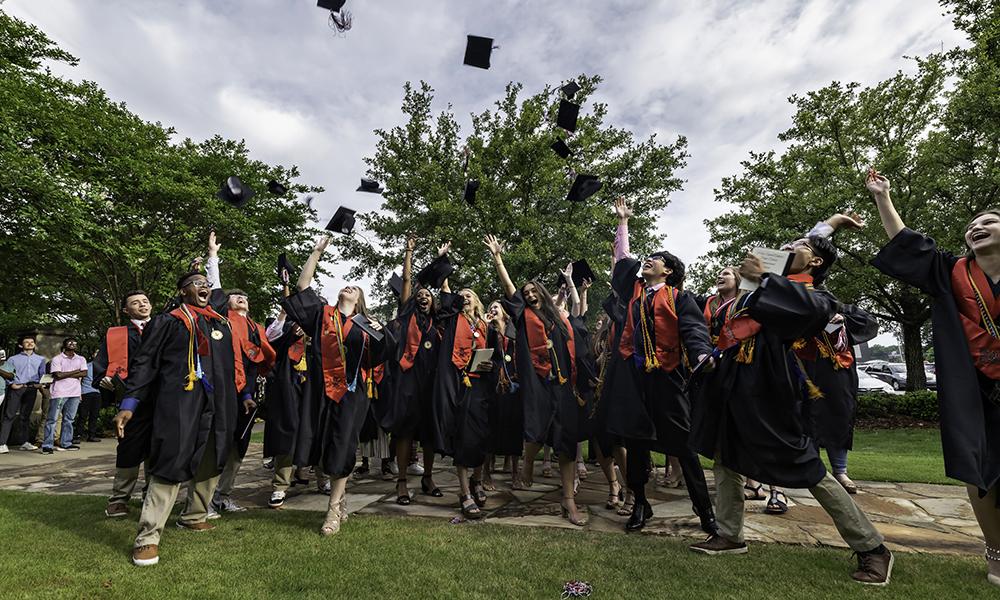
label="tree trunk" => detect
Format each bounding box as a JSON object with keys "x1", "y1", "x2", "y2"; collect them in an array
[{"x1": 901, "y1": 321, "x2": 928, "y2": 390}]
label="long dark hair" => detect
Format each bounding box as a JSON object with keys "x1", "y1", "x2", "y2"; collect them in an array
[
  {"x1": 523, "y1": 279, "x2": 568, "y2": 337},
  {"x1": 966, "y1": 209, "x2": 1000, "y2": 257}
]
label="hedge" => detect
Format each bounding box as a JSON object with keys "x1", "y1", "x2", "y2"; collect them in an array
[{"x1": 856, "y1": 390, "x2": 939, "y2": 422}]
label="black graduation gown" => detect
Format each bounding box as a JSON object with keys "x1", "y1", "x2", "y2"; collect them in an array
[
  {"x1": 488, "y1": 324, "x2": 523, "y2": 457},
  {"x1": 262, "y1": 323, "x2": 309, "y2": 459},
  {"x1": 94, "y1": 322, "x2": 151, "y2": 469},
  {"x1": 691, "y1": 274, "x2": 837, "y2": 488},
  {"x1": 604, "y1": 257, "x2": 713, "y2": 455},
  {"x1": 282, "y1": 287, "x2": 385, "y2": 478},
  {"x1": 872, "y1": 228, "x2": 1000, "y2": 493},
  {"x1": 429, "y1": 292, "x2": 491, "y2": 466},
  {"x1": 501, "y1": 292, "x2": 583, "y2": 457},
  {"x1": 570, "y1": 315, "x2": 598, "y2": 438},
  {"x1": 801, "y1": 292, "x2": 878, "y2": 450},
  {"x1": 592, "y1": 294, "x2": 627, "y2": 456},
  {"x1": 123, "y1": 305, "x2": 237, "y2": 483},
  {"x1": 377, "y1": 298, "x2": 440, "y2": 445}
]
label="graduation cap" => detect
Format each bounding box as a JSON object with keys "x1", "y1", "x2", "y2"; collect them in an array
[
  {"x1": 357, "y1": 177, "x2": 384, "y2": 193},
  {"x1": 566, "y1": 174, "x2": 602, "y2": 203},
  {"x1": 350, "y1": 314, "x2": 384, "y2": 343},
  {"x1": 216, "y1": 176, "x2": 255, "y2": 208},
  {"x1": 568, "y1": 259, "x2": 596, "y2": 287},
  {"x1": 556, "y1": 100, "x2": 580, "y2": 132},
  {"x1": 464, "y1": 35, "x2": 494, "y2": 69},
  {"x1": 277, "y1": 253, "x2": 297, "y2": 286},
  {"x1": 267, "y1": 180, "x2": 287, "y2": 196},
  {"x1": 551, "y1": 139, "x2": 572, "y2": 159},
  {"x1": 416, "y1": 255, "x2": 455, "y2": 288},
  {"x1": 388, "y1": 272, "x2": 403, "y2": 298},
  {"x1": 317, "y1": 0, "x2": 346, "y2": 11},
  {"x1": 561, "y1": 81, "x2": 581, "y2": 99},
  {"x1": 325, "y1": 206, "x2": 356, "y2": 235},
  {"x1": 464, "y1": 179, "x2": 480, "y2": 205}
]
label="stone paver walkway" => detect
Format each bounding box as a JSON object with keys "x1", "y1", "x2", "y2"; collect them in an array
[{"x1": 0, "y1": 438, "x2": 984, "y2": 556}]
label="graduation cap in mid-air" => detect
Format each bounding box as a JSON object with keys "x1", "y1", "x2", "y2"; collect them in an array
[
  {"x1": 357, "y1": 177, "x2": 384, "y2": 193},
  {"x1": 561, "y1": 81, "x2": 581, "y2": 99},
  {"x1": 267, "y1": 179, "x2": 288, "y2": 196},
  {"x1": 463, "y1": 35, "x2": 495, "y2": 69},
  {"x1": 388, "y1": 272, "x2": 404, "y2": 298},
  {"x1": 556, "y1": 100, "x2": 580, "y2": 132},
  {"x1": 566, "y1": 174, "x2": 602, "y2": 203},
  {"x1": 316, "y1": 0, "x2": 346, "y2": 11},
  {"x1": 325, "y1": 206, "x2": 356, "y2": 235},
  {"x1": 217, "y1": 176, "x2": 255, "y2": 208},
  {"x1": 551, "y1": 139, "x2": 572, "y2": 159},
  {"x1": 416, "y1": 255, "x2": 455, "y2": 288},
  {"x1": 464, "y1": 179, "x2": 481, "y2": 205},
  {"x1": 277, "y1": 253, "x2": 297, "y2": 286}
]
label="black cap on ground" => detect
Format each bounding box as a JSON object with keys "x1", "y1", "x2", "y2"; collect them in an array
[
  {"x1": 267, "y1": 180, "x2": 288, "y2": 196},
  {"x1": 217, "y1": 176, "x2": 255, "y2": 208},
  {"x1": 561, "y1": 81, "x2": 581, "y2": 99},
  {"x1": 357, "y1": 177, "x2": 384, "y2": 193},
  {"x1": 325, "y1": 206, "x2": 356, "y2": 235},
  {"x1": 464, "y1": 35, "x2": 494, "y2": 69},
  {"x1": 416, "y1": 255, "x2": 455, "y2": 288},
  {"x1": 556, "y1": 100, "x2": 580, "y2": 132},
  {"x1": 566, "y1": 174, "x2": 602, "y2": 203},
  {"x1": 464, "y1": 179, "x2": 481, "y2": 204},
  {"x1": 551, "y1": 139, "x2": 572, "y2": 159}
]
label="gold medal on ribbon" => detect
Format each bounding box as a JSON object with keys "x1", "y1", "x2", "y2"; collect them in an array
[
  {"x1": 473, "y1": 331, "x2": 481, "y2": 338},
  {"x1": 545, "y1": 339, "x2": 553, "y2": 349},
  {"x1": 211, "y1": 330, "x2": 224, "y2": 340},
  {"x1": 423, "y1": 341, "x2": 432, "y2": 350},
  {"x1": 504, "y1": 354, "x2": 512, "y2": 362}
]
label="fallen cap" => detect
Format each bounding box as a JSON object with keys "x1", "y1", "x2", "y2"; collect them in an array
[
  {"x1": 325, "y1": 206, "x2": 357, "y2": 235},
  {"x1": 464, "y1": 179, "x2": 481, "y2": 204},
  {"x1": 566, "y1": 174, "x2": 602, "y2": 203},
  {"x1": 464, "y1": 35, "x2": 494, "y2": 69},
  {"x1": 556, "y1": 99, "x2": 580, "y2": 132},
  {"x1": 217, "y1": 176, "x2": 255, "y2": 208},
  {"x1": 357, "y1": 177, "x2": 384, "y2": 193},
  {"x1": 551, "y1": 139, "x2": 572, "y2": 159},
  {"x1": 416, "y1": 255, "x2": 455, "y2": 288}
]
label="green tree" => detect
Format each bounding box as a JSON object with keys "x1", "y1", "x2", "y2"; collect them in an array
[{"x1": 334, "y1": 78, "x2": 688, "y2": 309}]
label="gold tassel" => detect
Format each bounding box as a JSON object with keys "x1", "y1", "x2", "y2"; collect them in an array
[
  {"x1": 367, "y1": 375, "x2": 374, "y2": 399},
  {"x1": 463, "y1": 373, "x2": 472, "y2": 388},
  {"x1": 558, "y1": 373, "x2": 568, "y2": 385},
  {"x1": 805, "y1": 378, "x2": 824, "y2": 400},
  {"x1": 736, "y1": 337, "x2": 755, "y2": 364},
  {"x1": 293, "y1": 355, "x2": 307, "y2": 372},
  {"x1": 575, "y1": 392, "x2": 586, "y2": 407}
]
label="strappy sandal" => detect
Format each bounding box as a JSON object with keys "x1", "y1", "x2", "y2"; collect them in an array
[
  {"x1": 469, "y1": 477, "x2": 487, "y2": 508},
  {"x1": 764, "y1": 489, "x2": 789, "y2": 515},
  {"x1": 541, "y1": 462, "x2": 553, "y2": 478},
  {"x1": 459, "y1": 493, "x2": 483, "y2": 520},
  {"x1": 743, "y1": 481, "x2": 766, "y2": 500},
  {"x1": 482, "y1": 474, "x2": 497, "y2": 492},
  {"x1": 606, "y1": 481, "x2": 624, "y2": 510},
  {"x1": 339, "y1": 497, "x2": 349, "y2": 522},
  {"x1": 576, "y1": 462, "x2": 588, "y2": 480},
  {"x1": 420, "y1": 475, "x2": 443, "y2": 497},
  {"x1": 617, "y1": 492, "x2": 635, "y2": 516},
  {"x1": 561, "y1": 497, "x2": 587, "y2": 527},
  {"x1": 396, "y1": 478, "x2": 412, "y2": 505},
  {"x1": 320, "y1": 497, "x2": 342, "y2": 536}
]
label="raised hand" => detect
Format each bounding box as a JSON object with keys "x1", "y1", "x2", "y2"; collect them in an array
[
  {"x1": 406, "y1": 234, "x2": 416, "y2": 252},
  {"x1": 207, "y1": 230, "x2": 221, "y2": 257},
  {"x1": 579, "y1": 278, "x2": 593, "y2": 292},
  {"x1": 561, "y1": 262, "x2": 574, "y2": 285},
  {"x1": 865, "y1": 168, "x2": 891, "y2": 198},
  {"x1": 313, "y1": 234, "x2": 331, "y2": 253},
  {"x1": 614, "y1": 197, "x2": 633, "y2": 220},
  {"x1": 483, "y1": 234, "x2": 504, "y2": 256},
  {"x1": 437, "y1": 241, "x2": 452, "y2": 257},
  {"x1": 829, "y1": 212, "x2": 865, "y2": 231},
  {"x1": 739, "y1": 253, "x2": 765, "y2": 283}
]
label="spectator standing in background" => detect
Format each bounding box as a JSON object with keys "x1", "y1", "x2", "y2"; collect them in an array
[
  {"x1": 77, "y1": 350, "x2": 103, "y2": 442},
  {"x1": 42, "y1": 338, "x2": 87, "y2": 454},
  {"x1": 0, "y1": 335, "x2": 46, "y2": 453}
]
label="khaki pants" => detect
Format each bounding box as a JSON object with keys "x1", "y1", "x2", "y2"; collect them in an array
[
  {"x1": 134, "y1": 433, "x2": 220, "y2": 548},
  {"x1": 109, "y1": 465, "x2": 146, "y2": 505},
  {"x1": 32, "y1": 392, "x2": 49, "y2": 444},
  {"x1": 272, "y1": 454, "x2": 295, "y2": 493},
  {"x1": 713, "y1": 461, "x2": 884, "y2": 552},
  {"x1": 213, "y1": 447, "x2": 245, "y2": 499}
]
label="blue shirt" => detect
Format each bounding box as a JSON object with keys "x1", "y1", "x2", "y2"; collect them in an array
[
  {"x1": 80, "y1": 362, "x2": 98, "y2": 395},
  {"x1": 8, "y1": 352, "x2": 46, "y2": 385}
]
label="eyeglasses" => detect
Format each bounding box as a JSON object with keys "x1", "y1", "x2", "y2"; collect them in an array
[
  {"x1": 784, "y1": 240, "x2": 815, "y2": 254},
  {"x1": 185, "y1": 280, "x2": 212, "y2": 289}
]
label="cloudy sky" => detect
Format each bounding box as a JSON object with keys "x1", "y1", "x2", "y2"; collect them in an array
[{"x1": 7, "y1": 0, "x2": 967, "y2": 343}]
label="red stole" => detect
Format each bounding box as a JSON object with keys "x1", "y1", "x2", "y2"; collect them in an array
[
  {"x1": 400, "y1": 311, "x2": 433, "y2": 371},
  {"x1": 228, "y1": 310, "x2": 277, "y2": 391},
  {"x1": 451, "y1": 315, "x2": 487, "y2": 374},
  {"x1": 951, "y1": 257, "x2": 1000, "y2": 378},
  {"x1": 618, "y1": 280, "x2": 681, "y2": 372},
  {"x1": 523, "y1": 308, "x2": 576, "y2": 386},
  {"x1": 288, "y1": 338, "x2": 305, "y2": 363},
  {"x1": 105, "y1": 326, "x2": 133, "y2": 379},
  {"x1": 320, "y1": 305, "x2": 355, "y2": 403}
]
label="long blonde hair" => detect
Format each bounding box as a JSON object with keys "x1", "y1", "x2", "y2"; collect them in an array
[{"x1": 460, "y1": 288, "x2": 486, "y2": 324}]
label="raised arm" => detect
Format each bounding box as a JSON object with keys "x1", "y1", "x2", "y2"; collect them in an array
[
  {"x1": 401, "y1": 235, "x2": 415, "y2": 304},
  {"x1": 865, "y1": 170, "x2": 904, "y2": 239},
  {"x1": 613, "y1": 197, "x2": 632, "y2": 265},
  {"x1": 484, "y1": 235, "x2": 516, "y2": 298},
  {"x1": 574, "y1": 278, "x2": 591, "y2": 317},
  {"x1": 562, "y1": 262, "x2": 581, "y2": 315},
  {"x1": 206, "y1": 231, "x2": 222, "y2": 290},
  {"x1": 297, "y1": 235, "x2": 330, "y2": 291}
]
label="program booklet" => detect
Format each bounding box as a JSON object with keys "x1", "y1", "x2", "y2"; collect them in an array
[{"x1": 739, "y1": 247, "x2": 794, "y2": 292}]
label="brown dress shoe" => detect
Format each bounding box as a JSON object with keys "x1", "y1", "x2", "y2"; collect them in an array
[
  {"x1": 176, "y1": 520, "x2": 216, "y2": 532},
  {"x1": 105, "y1": 502, "x2": 129, "y2": 518},
  {"x1": 851, "y1": 547, "x2": 893, "y2": 585},
  {"x1": 132, "y1": 544, "x2": 159, "y2": 566},
  {"x1": 689, "y1": 535, "x2": 749, "y2": 555}
]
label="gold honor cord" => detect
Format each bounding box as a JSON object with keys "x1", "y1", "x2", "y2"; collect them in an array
[
  {"x1": 180, "y1": 305, "x2": 198, "y2": 391},
  {"x1": 968, "y1": 261, "x2": 1000, "y2": 338}
]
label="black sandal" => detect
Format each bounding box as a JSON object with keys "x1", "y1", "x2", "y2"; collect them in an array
[
  {"x1": 459, "y1": 493, "x2": 483, "y2": 519},
  {"x1": 421, "y1": 475, "x2": 443, "y2": 497},
  {"x1": 396, "y1": 478, "x2": 411, "y2": 505},
  {"x1": 764, "y1": 489, "x2": 789, "y2": 515},
  {"x1": 743, "y1": 482, "x2": 765, "y2": 500},
  {"x1": 469, "y1": 477, "x2": 487, "y2": 508}
]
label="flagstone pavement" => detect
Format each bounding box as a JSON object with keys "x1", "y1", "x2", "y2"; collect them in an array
[{"x1": 0, "y1": 437, "x2": 984, "y2": 556}]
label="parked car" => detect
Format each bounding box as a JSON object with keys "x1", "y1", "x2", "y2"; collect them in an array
[
  {"x1": 856, "y1": 367, "x2": 893, "y2": 394},
  {"x1": 864, "y1": 362, "x2": 937, "y2": 391}
]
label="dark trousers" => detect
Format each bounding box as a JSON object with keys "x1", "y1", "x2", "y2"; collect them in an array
[
  {"x1": 625, "y1": 438, "x2": 714, "y2": 517},
  {"x1": 76, "y1": 392, "x2": 103, "y2": 438},
  {"x1": 0, "y1": 387, "x2": 38, "y2": 446}
]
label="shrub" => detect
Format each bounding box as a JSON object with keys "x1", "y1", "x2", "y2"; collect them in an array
[{"x1": 857, "y1": 390, "x2": 939, "y2": 421}]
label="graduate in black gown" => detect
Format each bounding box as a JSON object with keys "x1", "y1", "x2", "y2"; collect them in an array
[
  {"x1": 94, "y1": 290, "x2": 152, "y2": 519},
  {"x1": 485, "y1": 300, "x2": 524, "y2": 486},
  {"x1": 381, "y1": 237, "x2": 444, "y2": 504},
  {"x1": 281, "y1": 234, "x2": 386, "y2": 536},
  {"x1": 605, "y1": 199, "x2": 717, "y2": 535},
  {"x1": 484, "y1": 234, "x2": 587, "y2": 526},
  {"x1": 113, "y1": 260, "x2": 238, "y2": 567},
  {"x1": 688, "y1": 229, "x2": 892, "y2": 586},
  {"x1": 867, "y1": 171, "x2": 1000, "y2": 586}
]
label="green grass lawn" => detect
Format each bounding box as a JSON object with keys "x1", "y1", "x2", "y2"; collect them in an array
[{"x1": 0, "y1": 490, "x2": 991, "y2": 600}]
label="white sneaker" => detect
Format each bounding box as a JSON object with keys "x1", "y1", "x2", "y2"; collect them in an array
[
  {"x1": 406, "y1": 463, "x2": 425, "y2": 476},
  {"x1": 54, "y1": 446, "x2": 66, "y2": 452},
  {"x1": 0, "y1": 444, "x2": 8, "y2": 454},
  {"x1": 20, "y1": 442, "x2": 37, "y2": 451},
  {"x1": 268, "y1": 491, "x2": 286, "y2": 508},
  {"x1": 385, "y1": 459, "x2": 399, "y2": 475}
]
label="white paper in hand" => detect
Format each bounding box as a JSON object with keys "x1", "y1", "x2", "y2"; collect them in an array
[
  {"x1": 468, "y1": 348, "x2": 495, "y2": 373},
  {"x1": 739, "y1": 248, "x2": 794, "y2": 292}
]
